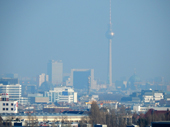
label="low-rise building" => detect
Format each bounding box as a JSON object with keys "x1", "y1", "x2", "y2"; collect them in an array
[
  {"x1": 45, "y1": 86, "x2": 77, "y2": 103},
  {"x1": 133, "y1": 105, "x2": 170, "y2": 113},
  {"x1": 0, "y1": 93, "x2": 18, "y2": 113}
]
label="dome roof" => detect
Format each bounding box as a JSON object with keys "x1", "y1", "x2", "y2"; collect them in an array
[
  {"x1": 39, "y1": 81, "x2": 54, "y2": 91},
  {"x1": 128, "y1": 74, "x2": 141, "y2": 83}
]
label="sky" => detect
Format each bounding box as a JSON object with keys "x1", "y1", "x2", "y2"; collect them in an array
[{"x1": 0, "y1": 0, "x2": 170, "y2": 82}]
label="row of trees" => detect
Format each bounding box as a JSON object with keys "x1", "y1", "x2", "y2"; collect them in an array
[
  {"x1": 89, "y1": 102, "x2": 170, "y2": 127},
  {"x1": 134, "y1": 109, "x2": 170, "y2": 127},
  {"x1": 88, "y1": 101, "x2": 130, "y2": 127}
]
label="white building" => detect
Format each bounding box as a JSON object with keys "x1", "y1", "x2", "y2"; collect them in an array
[
  {"x1": 38, "y1": 73, "x2": 48, "y2": 87},
  {"x1": 0, "y1": 84, "x2": 21, "y2": 101},
  {"x1": 143, "y1": 95, "x2": 154, "y2": 103},
  {"x1": 133, "y1": 105, "x2": 170, "y2": 113},
  {"x1": 154, "y1": 92, "x2": 164, "y2": 101},
  {"x1": 0, "y1": 84, "x2": 28, "y2": 105},
  {"x1": 0, "y1": 93, "x2": 18, "y2": 113},
  {"x1": 45, "y1": 86, "x2": 77, "y2": 103},
  {"x1": 142, "y1": 92, "x2": 164, "y2": 103}
]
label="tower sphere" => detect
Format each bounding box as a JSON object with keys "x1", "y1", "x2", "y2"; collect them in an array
[{"x1": 105, "y1": 30, "x2": 114, "y2": 39}]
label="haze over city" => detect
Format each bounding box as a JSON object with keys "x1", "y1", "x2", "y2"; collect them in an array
[
  {"x1": 1, "y1": 1, "x2": 170, "y2": 127},
  {"x1": 0, "y1": 0, "x2": 170, "y2": 81}
]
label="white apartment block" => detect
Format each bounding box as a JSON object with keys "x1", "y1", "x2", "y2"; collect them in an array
[
  {"x1": 143, "y1": 92, "x2": 164, "y2": 103},
  {"x1": 143, "y1": 95, "x2": 154, "y2": 103},
  {"x1": 0, "y1": 93, "x2": 18, "y2": 113},
  {"x1": 45, "y1": 86, "x2": 77, "y2": 103},
  {"x1": 154, "y1": 92, "x2": 164, "y2": 101}
]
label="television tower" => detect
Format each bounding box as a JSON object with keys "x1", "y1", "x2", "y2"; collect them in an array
[{"x1": 105, "y1": 0, "x2": 114, "y2": 87}]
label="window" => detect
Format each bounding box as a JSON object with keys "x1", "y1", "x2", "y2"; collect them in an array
[
  {"x1": 3, "y1": 108, "x2": 5, "y2": 110},
  {"x1": 6, "y1": 103, "x2": 8, "y2": 106},
  {"x1": 6, "y1": 108, "x2": 8, "y2": 110},
  {"x1": 3, "y1": 103, "x2": 5, "y2": 106},
  {"x1": 11, "y1": 108, "x2": 13, "y2": 111},
  {"x1": 11, "y1": 103, "x2": 13, "y2": 106}
]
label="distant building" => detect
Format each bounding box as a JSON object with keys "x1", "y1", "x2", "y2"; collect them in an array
[
  {"x1": 127, "y1": 73, "x2": 142, "y2": 90},
  {"x1": 70, "y1": 69, "x2": 94, "y2": 91},
  {"x1": 45, "y1": 86, "x2": 77, "y2": 103},
  {"x1": 43, "y1": 105, "x2": 70, "y2": 113},
  {"x1": 0, "y1": 73, "x2": 18, "y2": 79},
  {"x1": 38, "y1": 73, "x2": 48, "y2": 87},
  {"x1": 133, "y1": 105, "x2": 170, "y2": 113},
  {"x1": 29, "y1": 97, "x2": 49, "y2": 104},
  {"x1": 0, "y1": 93, "x2": 18, "y2": 113},
  {"x1": 121, "y1": 89, "x2": 164, "y2": 104},
  {"x1": 26, "y1": 84, "x2": 37, "y2": 94},
  {"x1": 28, "y1": 93, "x2": 49, "y2": 104},
  {"x1": 0, "y1": 78, "x2": 19, "y2": 85},
  {"x1": 47, "y1": 60, "x2": 63, "y2": 85}
]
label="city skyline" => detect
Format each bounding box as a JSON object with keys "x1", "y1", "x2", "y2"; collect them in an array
[{"x1": 0, "y1": 1, "x2": 170, "y2": 82}]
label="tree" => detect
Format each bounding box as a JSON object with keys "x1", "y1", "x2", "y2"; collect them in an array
[
  {"x1": 89, "y1": 101, "x2": 101, "y2": 126},
  {"x1": 0, "y1": 115, "x2": 3, "y2": 127},
  {"x1": 110, "y1": 109, "x2": 117, "y2": 127}
]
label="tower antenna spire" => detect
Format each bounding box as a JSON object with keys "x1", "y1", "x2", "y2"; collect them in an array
[{"x1": 110, "y1": 0, "x2": 111, "y2": 25}]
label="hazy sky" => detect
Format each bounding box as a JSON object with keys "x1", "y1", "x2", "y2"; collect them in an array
[{"x1": 0, "y1": 0, "x2": 170, "y2": 82}]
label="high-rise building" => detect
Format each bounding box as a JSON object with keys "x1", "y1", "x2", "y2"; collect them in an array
[
  {"x1": 70, "y1": 69, "x2": 94, "y2": 92},
  {"x1": 38, "y1": 73, "x2": 48, "y2": 87},
  {"x1": 47, "y1": 60, "x2": 63, "y2": 85}
]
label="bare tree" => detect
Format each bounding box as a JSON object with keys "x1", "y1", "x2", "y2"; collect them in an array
[
  {"x1": 0, "y1": 115, "x2": 3, "y2": 127},
  {"x1": 89, "y1": 101, "x2": 101, "y2": 126},
  {"x1": 27, "y1": 113, "x2": 31, "y2": 127}
]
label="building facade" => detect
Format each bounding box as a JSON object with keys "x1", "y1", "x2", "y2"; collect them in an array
[
  {"x1": 0, "y1": 93, "x2": 18, "y2": 113},
  {"x1": 0, "y1": 84, "x2": 28, "y2": 105},
  {"x1": 0, "y1": 84, "x2": 21, "y2": 101},
  {"x1": 70, "y1": 69, "x2": 94, "y2": 91},
  {"x1": 38, "y1": 73, "x2": 48, "y2": 87},
  {"x1": 45, "y1": 86, "x2": 77, "y2": 103},
  {"x1": 47, "y1": 60, "x2": 63, "y2": 85}
]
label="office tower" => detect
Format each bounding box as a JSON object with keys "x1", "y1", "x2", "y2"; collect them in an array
[
  {"x1": 70, "y1": 69, "x2": 94, "y2": 92},
  {"x1": 47, "y1": 60, "x2": 63, "y2": 85},
  {"x1": 45, "y1": 86, "x2": 77, "y2": 103},
  {"x1": 38, "y1": 73, "x2": 49, "y2": 87},
  {"x1": 105, "y1": 0, "x2": 115, "y2": 88}
]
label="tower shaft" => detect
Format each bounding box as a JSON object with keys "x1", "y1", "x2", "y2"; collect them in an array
[{"x1": 109, "y1": 39, "x2": 112, "y2": 86}]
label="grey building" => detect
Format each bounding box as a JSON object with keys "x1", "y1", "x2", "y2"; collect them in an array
[
  {"x1": 70, "y1": 69, "x2": 94, "y2": 91},
  {"x1": 47, "y1": 60, "x2": 63, "y2": 85}
]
